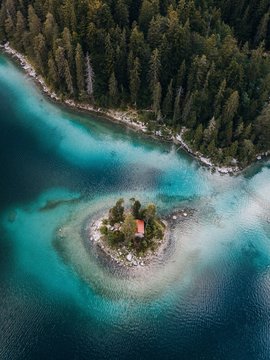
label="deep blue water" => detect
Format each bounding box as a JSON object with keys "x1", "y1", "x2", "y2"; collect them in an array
[{"x1": 1, "y1": 54, "x2": 270, "y2": 360}]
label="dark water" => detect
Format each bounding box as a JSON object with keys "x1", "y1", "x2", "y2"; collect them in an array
[{"x1": 1, "y1": 55, "x2": 270, "y2": 360}]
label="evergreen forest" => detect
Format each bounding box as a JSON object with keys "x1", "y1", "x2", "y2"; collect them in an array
[{"x1": 1, "y1": 0, "x2": 270, "y2": 166}]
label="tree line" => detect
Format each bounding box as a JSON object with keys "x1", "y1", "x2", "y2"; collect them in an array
[{"x1": 1, "y1": 0, "x2": 270, "y2": 166}]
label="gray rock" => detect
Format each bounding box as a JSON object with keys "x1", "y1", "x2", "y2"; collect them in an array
[{"x1": 126, "y1": 253, "x2": 132, "y2": 262}]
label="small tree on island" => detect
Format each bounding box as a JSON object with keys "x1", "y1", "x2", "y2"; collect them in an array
[
  {"x1": 142, "y1": 203, "x2": 156, "y2": 225},
  {"x1": 132, "y1": 199, "x2": 141, "y2": 219},
  {"x1": 121, "y1": 213, "x2": 137, "y2": 244},
  {"x1": 109, "y1": 198, "x2": 125, "y2": 225}
]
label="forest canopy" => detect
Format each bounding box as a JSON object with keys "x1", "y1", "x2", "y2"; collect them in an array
[{"x1": 1, "y1": 0, "x2": 270, "y2": 166}]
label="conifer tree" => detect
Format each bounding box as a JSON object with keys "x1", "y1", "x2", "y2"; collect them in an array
[
  {"x1": 173, "y1": 86, "x2": 183, "y2": 124},
  {"x1": 55, "y1": 46, "x2": 66, "y2": 80},
  {"x1": 109, "y1": 72, "x2": 119, "y2": 106},
  {"x1": 121, "y1": 213, "x2": 137, "y2": 244},
  {"x1": 152, "y1": 81, "x2": 162, "y2": 117},
  {"x1": 222, "y1": 91, "x2": 239, "y2": 126},
  {"x1": 149, "y1": 48, "x2": 161, "y2": 89},
  {"x1": 85, "y1": 53, "x2": 94, "y2": 100},
  {"x1": 162, "y1": 79, "x2": 173, "y2": 118},
  {"x1": 43, "y1": 12, "x2": 57, "y2": 45},
  {"x1": 194, "y1": 124, "x2": 203, "y2": 147},
  {"x1": 182, "y1": 92, "x2": 194, "y2": 125},
  {"x1": 129, "y1": 57, "x2": 141, "y2": 107},
  {"x1": 105, "y1": 34, "x2": 115, "y2": 78},
  {"x1": 14, "y1": 11, "x2": 26, "y2": 50},
  {"x1": 5, "y1": 15, "x2": 14, "y2": 39},
  {"x1": 48, "y1": 55, "x2": 58, "y2": 86},
  {"x1": 33, "y1": 33, "x2": 47, "y2": 73},
  {"x1": 214, "y1": 80, "x2": 226, "y2": 118},
  {"x1": 28, "y1": 5, "x2": 41, "y2": 37},
  {"x1": 75, "y1": 43, "x2": 85, "y2": 96},
  {"x1": 62, "y1": 27, "x2": 73, "y2": 68},
  {"x1": 255, "y1": 103, "x2": 270, "y2": 150},
  {"x1": 115, "y1": 0, "x2": 129, "y2": 27},
  {"x1": 64, "y1": 59, "x2": 74, "y2": 95}
]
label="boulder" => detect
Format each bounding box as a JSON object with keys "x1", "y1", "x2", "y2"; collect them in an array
[{"x1": 126, "y1": 253, "x2": 132, "y2": 262}]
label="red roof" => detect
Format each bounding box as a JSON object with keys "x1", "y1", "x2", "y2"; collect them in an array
[{"x1": 136, "y1": 219, "x2": 145, "y2": 234}]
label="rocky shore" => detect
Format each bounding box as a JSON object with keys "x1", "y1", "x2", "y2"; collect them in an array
[{"x1": 1, "y1": 42, "x2": 268, "y2": 175}]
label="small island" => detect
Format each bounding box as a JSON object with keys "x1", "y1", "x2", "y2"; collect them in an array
[{"x1": 89, "y1": 198, "x2": 167, "y2": 267}]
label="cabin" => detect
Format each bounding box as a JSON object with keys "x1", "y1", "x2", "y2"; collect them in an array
[{"x1": 135, "y1": 219, "x2": 145, "y2": 238}]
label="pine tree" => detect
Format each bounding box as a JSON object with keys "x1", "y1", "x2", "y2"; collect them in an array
[
  {"x1": 54, "y1": 46, "x2": 66, "y2": 80},
  {"x1": 129, "y1": 56, "x2": 141, "y2": 107},
  {"x1": 152, "y1": 81, "x2": 162, "y2": 117},
  {"x1": 85, "y1": 53, "x2": 94, "y2": 100},
  {"x1": 62, "y1": 0, "x2": 77, "y2": 33},
  {"x1": 5, "y1": 0, "x2": 16, "y2": 19},
  {"x1": 33, "y1": 33, "x2": 47, "y2": 73},
  {"x1": 222, "y1": 91, "x2": 239, "y2": 125},
  {"x1": 75, "y1": 43, "x2": 85, "y2": 96},
  {"x1": 43, "y1": 12, "x2": 58, "y2": 45},
  {"x1": 214, "y1": 80, "x2": 226, "y2": 118},
  {"x1": 62, "y1": 27, "x2": 73, "y2": 68},
  {"x1": 182, "y1": 92, "x2": 194, "y2": 125},
  {"x1": 132, "y1": 200, "x2": 141, "y2": 219},
  {"x1": 109, "y1": 72, "x2": 119, "y2": 106},
  {"x1": 14, "y1": 11, "x2": 26, "y2": 50},
  {"x1": 162, "y1": 79, "x2": 174, "y2": 117},
  {"x1": 0, "y1": 3, "x2": 7, "y2": 41},
  {"x1": 194, "y1": 124, "x2": 203, "y2": 147},
  {"x1": 109, "y1": 198, "x2": 125, "y2": 224},
  {"x1": 28, "y1": 5, "x2": 41, "y2": 37},
  {"x1": 204, "y1": 117, "x2": 217, "y2": 144},
  {"x1": 5, "y1": 15, "x2": 14, "y2": 39},
  {"x1": 48, "y1": 55, "x2": 58, "y2": 86},
  {"x1": 255, "y1": 103, "x2": 270, "y2": 150},
  {"x1": 254, "y1": 11, "x2": 270, "y2": 46},
  {"x1": 176, "y1": 60, "x2": 186, "y2": 89},
  {"x1": 115, "y1": 0, "x2": 129, "y2": 27},
  {"x1": 64, "y1": 59, "x2": 74, "y2": 95},
  {"x1": 173, "y1": 86, "x2": 183, "y2": 124},
  {"x1": 139, "y1": 0, "x2": 160, "y2": 33},
  {"x1": 121, "y1": 213, "x2": 137, "y2": 244},
  {"x1": 149, "y1": 48, "x2": 161, "y2": 89},
  {"x1": 105, "y1": 34, "x2": 114, "y2": 78}
]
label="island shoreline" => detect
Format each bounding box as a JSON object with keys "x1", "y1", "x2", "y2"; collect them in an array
[
  {"x1": 86, "y1": 214, "x2": 170, "y2": 270},
  {"x1": 1, "y1": 42, "x2": 268, "y2": 175}
]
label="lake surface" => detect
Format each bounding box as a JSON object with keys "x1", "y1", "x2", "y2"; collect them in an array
[{"x1": 1, "y1": 54, "x2": 270, "y2": 360}]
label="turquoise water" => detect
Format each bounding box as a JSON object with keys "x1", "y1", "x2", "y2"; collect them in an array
[{"x1": 1, "y1": 54, "x2": 270, "y2": 359}]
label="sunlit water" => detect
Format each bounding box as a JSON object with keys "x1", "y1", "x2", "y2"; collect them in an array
[{"x1": 1, "y1": 54, "x2": 270, "y2": 359}]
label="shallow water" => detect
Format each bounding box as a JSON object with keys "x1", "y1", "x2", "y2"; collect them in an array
[{"x1": 1, "y1": 54, "x2": 270, "y2": 359}]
